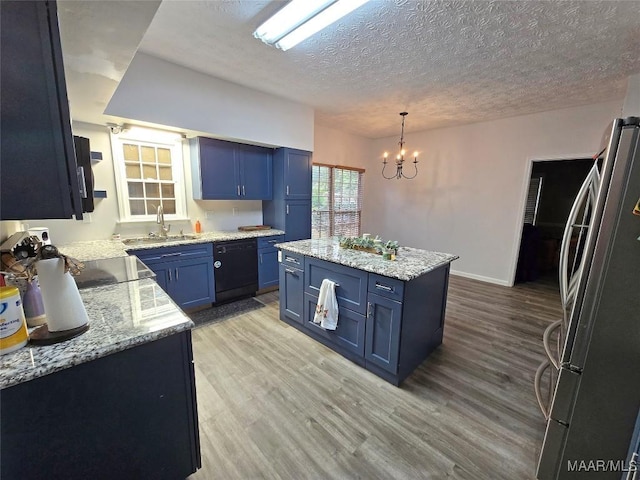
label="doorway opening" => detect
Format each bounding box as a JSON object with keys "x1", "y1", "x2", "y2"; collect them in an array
[{"x1": 515, "y1": 158, "x2": 596, "y2": 286}]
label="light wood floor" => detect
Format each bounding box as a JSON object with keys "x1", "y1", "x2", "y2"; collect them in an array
[{"x1": 188, "y1": 275, "x2": 561, "y2": 480}]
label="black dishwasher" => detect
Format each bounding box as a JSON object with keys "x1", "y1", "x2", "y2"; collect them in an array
[{"x1": 213, "y1": 238, "x2": 258, "y2": 303}]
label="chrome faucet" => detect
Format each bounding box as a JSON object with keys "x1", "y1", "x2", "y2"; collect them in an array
[{"x1": 156, "y1": 204, "x2": 171, "y2": 237}]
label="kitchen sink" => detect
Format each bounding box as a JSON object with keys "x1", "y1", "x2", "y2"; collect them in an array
[{"x1": 122, "y1": 235, "x2": 198, "y2": 245}]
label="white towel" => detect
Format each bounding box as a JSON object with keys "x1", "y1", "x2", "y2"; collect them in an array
[{"x1": 313, "y1": 279, "x2": 339, "y2": 330}]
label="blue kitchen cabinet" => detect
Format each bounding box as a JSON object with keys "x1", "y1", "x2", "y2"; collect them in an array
[
  {"x1": 279, "y1": 253, "x2": 305, "y2": 324},
  {"x1": 263, "y1": 147, "x2": 312, "y2": 241},
  {"x1": 280, "y1": 148, "x2": 312, "y2": 199},
  {"x1": 365, "y1": 292, "x2": 402, "y2": 374},
  {"x1": 1, "y1": 0, "x2": 84, "y2": 220},
  {"x1": 258, "y1": 235, "x2": 284, "y2": 289},
  {"x1": 128, "y1": 243, "x2": 215, "y2": 309},
  {"x1": 190, "y1": 137, "x2": 272, "y2": 200}
]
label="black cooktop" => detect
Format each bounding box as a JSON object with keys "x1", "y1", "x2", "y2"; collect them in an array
[{"x1": 73, "y1": 256, "x2": 155, "y2": 289}]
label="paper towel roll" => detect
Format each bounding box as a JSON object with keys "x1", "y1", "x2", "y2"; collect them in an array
[{"x1": 36, "y1": 258, "x2": 89, "y2": 332}]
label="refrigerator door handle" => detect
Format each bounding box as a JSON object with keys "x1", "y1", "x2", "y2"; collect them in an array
[
  {"x1": 543, "y1": 319, "x2": 563, "y2": 369},
  {"x1": 559, "y1": 162, "x2": 600, "y2": 312}
]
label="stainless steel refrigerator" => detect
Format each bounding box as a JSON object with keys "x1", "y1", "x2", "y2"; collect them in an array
[{"x1": 537, "y1": 117, "x2": 640, "y2": 479}]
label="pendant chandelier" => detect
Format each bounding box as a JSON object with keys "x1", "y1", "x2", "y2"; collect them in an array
[{"x1": 382, "y1": 112, "x2": 418, "y2": 180}]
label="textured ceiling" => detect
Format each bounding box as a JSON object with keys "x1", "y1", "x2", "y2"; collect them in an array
[{"x1": 137, "y1": 0, "x2": 640, "y2": 138}]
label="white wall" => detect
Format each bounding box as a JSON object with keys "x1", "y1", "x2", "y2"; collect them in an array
[
  {"x1": 105, "y1": 53, "x2": 314, "y2": 151},
  {"x1": 363, "y1": 100, "x2": 623, "y2": 285},
  {"x1": 622, "y1": 73, "x2": 640, "y2": 117},
  {"x1": 313, "y1": 122, "x2": 370, "y2": 169}
]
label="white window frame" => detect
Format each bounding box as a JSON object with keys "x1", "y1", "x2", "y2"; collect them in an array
[{"x1": 111, "y1": 126, "x2": 188, "y2": 223}]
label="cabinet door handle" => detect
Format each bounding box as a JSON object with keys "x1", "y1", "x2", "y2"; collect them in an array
[
  {"x1": 161, "y1": 252, "x2": 182, "y2": 258},
  {"x1": 260, "y1": 253, "x2": 263, "y2": 264},
  {"x1": 286, "y1": 185, "x2": 289, "y2": 196},
  {"x1": 242, "y1": 185, "x2": 246, "y2": 196},
  {"x1": 237, "y1": 185, "x2": 241, "y2": 196},
  {"x1": 375, "y1": 282, "x2": 394, "y2": 292},
  {"x1": 367, "y1": 302, "x2": 372, "y2": 318},
  {"x1": 175, "y1": 268, "x2": 179, "y2": 281},
  {"x1": 168, "y1": 269, "x2": 172, "y2": 282},
  {"x1": 268, "y1": 239, "x2": 278, "y2": 243},
  {"x1": 286, "y1": 204, "x2": 290, "y2": 215},
  {"x1": 285, "y1": 268, "x2": 298, "y2": 276}
]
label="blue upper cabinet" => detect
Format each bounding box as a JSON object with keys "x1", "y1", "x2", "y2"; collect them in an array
[
  {"x1": 237, "y1": 144, "x2": 273, "y2": 200},
  {"x1": 1, "y1": 0, "x2": 84, "y2": 220},
  {"x1": 281, "y1": 148, "x2": 312, "y2": 199},
  {"x1": 263, "y1": 147, "x2": 313, "y2": 241},
  {"x1": 190, "y1": 137, "x2": 272, "y2": 200}
]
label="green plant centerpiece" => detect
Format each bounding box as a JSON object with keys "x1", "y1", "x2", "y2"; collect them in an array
[{"x1": 338, "y1": 235, "x2": 399, "y2": 258}]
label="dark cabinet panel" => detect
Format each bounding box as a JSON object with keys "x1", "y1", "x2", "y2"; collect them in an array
[
  {"x1": 0, "y1": 0, "x2": 83, "y2": 220},
  {"x1": 0, "y1": 331, "x2": 200, "y2": 479},
  {"x1": 365, "y1": 292, "x2": 402, "y2": 374},
  {"x1": 190, "y1": 137, "x2": 272, "y2": 200},
  {"x1": 279, "y1": 263, "x2": 304, "y2": 324}
]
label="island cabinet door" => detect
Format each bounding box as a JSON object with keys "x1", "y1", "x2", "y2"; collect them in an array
[
  {"x1": 365, "y1": 293, "x2": 402, "y2": 374},
  {"x1": 280, "y1": 263, "x2": 304, "y2": 324},
  {"x1": 303, "y1": 293, "x2": 366, "y2": 357}
]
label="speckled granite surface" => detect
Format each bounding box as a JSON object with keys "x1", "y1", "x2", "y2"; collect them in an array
[
  {"x1": 57, "y1": 229, "x2": 285, "y2": 261},
  {"x1": 0, "y1": 278, "x2": 192, "y2": 389},
  {"x1": 276, "y1": 238, "x2": 458, "y2": 281}
]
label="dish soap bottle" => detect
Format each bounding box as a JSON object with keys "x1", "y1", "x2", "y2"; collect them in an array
[{"x1": 195, "y1": 220, "x2": 202, "y2": 233}]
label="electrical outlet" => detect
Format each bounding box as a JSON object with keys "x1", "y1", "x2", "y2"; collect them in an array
[
  {"x1": 82, "y1": 213, "x2": 92, "y2": 223},
  {"x1": 232, "y1": 207, "x2": 238, "y2": 216},
  {"x1": 205, "y1": 210, "x2": 215, "y2": 219}
]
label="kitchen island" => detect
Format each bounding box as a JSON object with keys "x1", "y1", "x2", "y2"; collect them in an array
[
  {"x1": 276, "y1": 238, "x2": 458, "y2": 386},
  {"x1": 0, "y1": 261, "x2": 200, "y2": 480}
]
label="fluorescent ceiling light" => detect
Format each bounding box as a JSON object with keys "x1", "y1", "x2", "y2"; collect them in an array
[{"x1": 253, "y1": 0, "x2": 370, "y2": 51}]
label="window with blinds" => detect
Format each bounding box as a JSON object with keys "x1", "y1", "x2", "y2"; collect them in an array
[
  {"x1": 312, "y1": 164, "x2": 364, "y2": 238},
  {"x1": 524, "y1": 176, "x2": 543, "y2": 225}
]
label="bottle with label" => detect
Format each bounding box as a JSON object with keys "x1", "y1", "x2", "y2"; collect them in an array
[
  {"x1": 195, "y1": 220, "x2": 202, "y2": 233},
  {"x1": 0, "y1": 286, "x2": 29, "y2": 355}
]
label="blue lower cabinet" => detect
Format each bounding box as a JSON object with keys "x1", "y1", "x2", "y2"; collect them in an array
[
  {"x1": 258, "y1": 235, "x2": 284, "y2": 289},
  {"x1": 279, "y1": 263, "x2": 303, "y2": 324},
  {"x1": 129, "y1": 243, "x2": 215, "y2": 309},
  {"x1": 365, "y1": 292, "x2": 402, "y2": 374},
  {"x1": 303, "y1": 293, "x2": 365, "y2": 357}
]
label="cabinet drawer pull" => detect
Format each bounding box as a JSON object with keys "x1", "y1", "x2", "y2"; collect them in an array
[
  {"x1": 285, "y1": 268, "x2": 298, "y2": 275},
  {"x1": 237, "y1": 185, "x2": 241, "y2": 196},
  {"x1": 286, "y1": 204, "x2": 290, "y2": 215},
  {"x1": 161, "y1": 252, "x2": 182, "y2": 258},
  {"x1": 375, "y1": 282, "x2": 394, "y2": 292},
  {"x1": 285, "y1": 256, "x2": 299, "y2": 264},
  {"x1": 242, "y1": 185, "x2": 246, "y2": 196},
  {"x1": 286, "y1": 185, "x2": 289, "y2": 196},
  {"x1": 268, "y1": 239, "x2": 278, "y2": 243}
]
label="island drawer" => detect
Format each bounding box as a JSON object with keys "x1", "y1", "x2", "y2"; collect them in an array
[
  {"x1": 304, "y1": 257, "x2": 368, "y2": 315},
  {"x1": 368, "y1": 274, "x2": 404, "y2": 302},
  {"x1": 280, "y1": 251, "x2": 304, "y2": 269}
]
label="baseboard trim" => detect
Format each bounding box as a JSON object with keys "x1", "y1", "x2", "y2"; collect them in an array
[{"x1": 450, "y1": 270, "x2": 512, "y2": 287}]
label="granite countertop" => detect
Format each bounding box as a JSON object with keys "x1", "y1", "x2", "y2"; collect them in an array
[
  {"x1": 57, "y1": 229, "x2": 285, "y2": 261},
  {"x1": 0, "y1": 278, "x2": 192, "y2": 389},
  {"x1": 276, "y1": 238, "x2": 458, "y2": 281}
]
